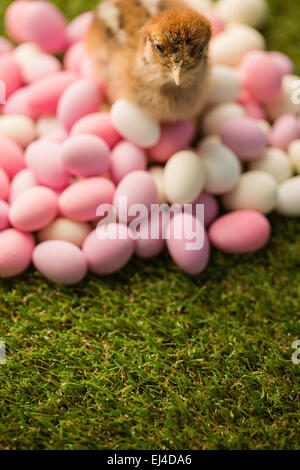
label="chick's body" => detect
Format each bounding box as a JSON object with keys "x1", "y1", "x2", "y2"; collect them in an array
[{"x1": 86, "y1": 0, "x2": 211, "y2": 122}]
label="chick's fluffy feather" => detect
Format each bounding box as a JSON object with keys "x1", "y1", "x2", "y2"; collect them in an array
[{"x1": 86, "y1": 0, "x2": 211, "y2": 121}]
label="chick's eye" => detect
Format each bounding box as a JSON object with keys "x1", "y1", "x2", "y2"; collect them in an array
[{"x1": 155, "y1": 43, "x2": 165, "y2": 55}]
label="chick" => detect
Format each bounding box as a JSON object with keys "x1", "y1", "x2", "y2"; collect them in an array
[{"x1": 86, "y1": 0, "x2": 211, "y2": 122}]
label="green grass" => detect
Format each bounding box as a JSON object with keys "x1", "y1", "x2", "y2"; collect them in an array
[{"x1": 0, "y1": 0, "x2": 300, "y2": 450}]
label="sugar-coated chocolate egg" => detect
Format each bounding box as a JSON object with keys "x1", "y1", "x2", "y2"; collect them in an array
[
  {"x1": 269, "y1": 52, "x2": 294, "y2": 76},
  {"x1": 22, "y1": 53, "x2": 61, "y2": 84},
  {"x1": 0, "y1": 201, "x2": 9, "y2": 231},
  {"x1": 9, "y1": 168, "x2": 37, "y2": 203},
  {"x1": 37, "y1": 218, "x2": 91, "y2": 247},
  {"x1": 0, "y1": 136, "x2": 25, "y2": 178},
  {"x1": 59, "y1": 177, "x2": 115, "y2": 221},
  {"x1": 64, "y1": 41, "x2": 85, "y2": 74},
  {"x1": 4, "y1": 1, "x2": 30, "y2": 44},
  {"x1": 61, "y1": 134, "x2": 110, "y2": 177},
  {"x1": 0, "y1": 229, "x2": 34, "y2": 277},
  {"x1": 222, "y1": 171, "x2": 278, "y2": 214},
  {"x1": 240, "y1": 51, "x2": 283, "y2": 103},
  {"x1": 192, "y1": 191, "x2": 219, "y2": 227},
  {"x1": 166, "y1": 213, "x2": 210, "y2": 275},
  {"x1": 25, "y1": 139, "x2": 69, "y2": 190},
  {"x1": 110, "y1": 141, "x2": 147, "y2": 184},
  {"x1": 164, "y1": 151, "x2": 206, "y2": 204},
  {"x1": 266, "y1": 75, "x2": 300, "y2": 120},
  {"x1": 66, "y1": 12, "x2": 93, "y2": 45},
  {"x1": 216, "y1": 0, "x2": 268, "y2": 28},
  {"x1": 276, "y1": 176, "x2": 300, "y2": 217},
  {"x1": 113, "y1": 171, "x2": 158, "y2": 223},
  {"x1": 83, "y1": 225, "x2": 135, "y2": 275},
  {"x1": 148, "y1": 120, "x2": 194, "y2": 162},
  {"x1": 210, "y1": 24, "x2": 265, "y2": 66},
  {"x1": 3, "y1": 87, "x2": 38, "y2": 119},
  {"x1": 0, "y1": 168, "x2": 9, "y2": 201},
  {"x1": 33, "y1": 240, "x2": 87, "y2": 285},
  {"x1": 269, "y1": 114, "x2": 300, "y2": 150},
  {"x1": 148, "y1": 166, "x2": 168, "y2": 204},
  {"x1": 24, "y1": 1, "x2": 67, "y2": 53},
  {"x1": 134, "y1": 215, "x2": 165, "y2": 259},
  {"x1": 207, "y1": 65, "x2": 241, "y2": 104},
  {"x1": 27, "y1": 71, "x2": 76, "y2": 115},
  {"x1": 202, "y1": 102, "x2": 245, "y2": 136},
  {"x1": 220, "y1": 117, "x2": 267, "y2": 160},
  {"x1": 71, "y1": 112, "x2": 121, "y2": 149},
  {"x1": 198, "y1": 142, "x2": 241, "y2": 195},
  {"x1": 249, "y1": 148, "x2": 293, "y2": 183},
  {"x1": 0, "y1": 53, "x2": 22, "y2": 97},
  {"x1": 111, "y1": 99, "x2": 160, "y2": 148},
  {"x1": 9, "y1": 186, "x2": 58, "y2": 231},
  {"x1": 13, "y1": 42, "x2": 42, "y2": 67},
  {"x1": 209, "y1": 210, "x2": 271, "y2": 254},
  {"x1": 58, "y1": 79, "x2": 102, "y2": 131},
  {"x1": 0, "y1": 115, "x2": 36, "y2": 148}
]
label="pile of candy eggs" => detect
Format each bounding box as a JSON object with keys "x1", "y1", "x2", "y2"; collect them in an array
[{"x1": 1, "y1": 0, "x2": 300, "y2": 285}]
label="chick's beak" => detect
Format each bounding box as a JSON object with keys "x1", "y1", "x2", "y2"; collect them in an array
[{"x1": 172, "y1": 65, "x2": 181, "y2": 86}]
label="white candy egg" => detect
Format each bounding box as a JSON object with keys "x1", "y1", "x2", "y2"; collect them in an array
[
  {"x1": 249, "y1": 148, "x2": 293, "y2": 183},
  {"x1": 215, "y1": 0, "x2": 268, "y2": 28},
  {"x1": 222, "y1": 171, "x2": 278, "y2": 214},
  {"x1": 163, "y1": 150, "x2": 206, "y2": 204},
  {"x1": 184, "y1": 0, "x2": 213, "y2": 12},
  {"x1": 202, "y1": 102, "x2": 245, "y2": 135},
  {"x1": 148, "y1": 166, "x2": 168, "y2": 204},
  {"x1": 110, "y1": 99, "x2": 160, "y2": 148},
  {"x1": 198, "y1": 142, "x2": 241, "y2": 195},
  {"x1": 288, "y1": 140, "x2": 300, "y2": 174},
  {"x1": 36, "y1": 116, "x2": 64, "y2": 137},
  {"x1": 13, "y1": 42, "x2": 42, "y2": 67},
  {"x1": 266, "y1": 75, "x2": 300, "y2": 120},
  {"x1": 37, "y1": 217, "x2": 91, "y2": 247},
  {"x1": 207, "y1": 65, "x2": 242, "y2": 104},
  {"x1": 276, "y1": 176, "x2": 300, "y2": 217},
  {"x1": 210, "y1": 24, "x2": 265, "y2": 66},
  {"x1": 0, "y1": 115, "x2": 36, "y2": 147}
]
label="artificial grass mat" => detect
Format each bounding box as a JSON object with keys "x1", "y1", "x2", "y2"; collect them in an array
[{"x1": 0, "y1": 0, "x2": 299, "y2": 450}]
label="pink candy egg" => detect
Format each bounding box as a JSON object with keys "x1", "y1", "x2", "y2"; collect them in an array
[
  {"x1": 64, "y1": 41, "x2": 85, "y2": 74},
  {"x1": 0, "y1": 136, "x2": 25, "y2": 179},
  {"x1": 58, "y1": 79, "x2": 102, "y2": 131},
  {"x1": 9, "y1": 186, "x2": 58, "y2": 231},
  {"x1": 220, "y1": 117, "x2": 267, "y2": 160},
  {"x1": 22, "y1": 53, "x2": 62, "y2": 84},
  {"x1": 148, "y1": 120, "x2": 194, "y2": 163},
  {"x1": 240, "y1": 51, "x2": 283, "y2": 103},
  {"x1": 192, "y1": 191, "x2": 220, "y2": 227},
  {"x1": 9, "y1": 168, "x2": 37, "y2": 203},
  {"x1": 204, "y1": 12, "x2": 225, "y2": 37},
  {"x1": 134, "y1": 216, "x2": 165, "y2": 259},
  {"x1": 0, "y1": 229, "x2": 34, "y2": 277},
  {"x1": 24, "y1": 1, "x2": 67, "y2": 53},
  {"x1": 110, "y1": 141, "x2": 147, "y2": 184},
  {"x1": 25, "y1": 139, "x2": 70, "y2": 190},
  {"x1": 269, "y1": 114, "x2": 300, "y2": 150},
  {"x1": 3, "y1": 87, "x2": 38, "y2": 119},
  {"x1": 0, "y1": 37, "x2": 13, "y2": 55},
  {"x1": 83, "y1": 224, "x2": 135, "y2": 275},
  {"x1": 4, "y1": 1, "x2": 29, "y2": 44},
  {"x1": 269, "y1": 52, "x2": 294, "y2": 76},
  {"x1": 71, "y1": 112, "x2": 121, "y2": 149},
  {"x1": 0, "y1": 168, "x2": 9, "y2": 201},
  {"x1": 61, "y1": 135, "x2": 110, "y2": 177},
  {"x1": 27, "y1": 71, "x2": 77, "y2": 115},
  {"x1": 0, "y1": 201, "x2": 9, "y2": 231},
  {"x1": 166, "y1": 213, "x2": 210, "y2": 275},
  {"x1": 209, "y1": 210, "x2": 271, "y2": 254},
  {"x1": 33, "y1": 240, "x2": 87, "y2": 285},
  {"x1": 113, "y1": 171, "x2": 158, "y2": 223},
  {"x1": 59, "y1": 177, "x2": 115, "y2": 221},
  {"x1": 0, "y1": 53, "x2": 22, "y2": 97},
  {"x1": 66, "y1": 12, "x2": 93, "y2": 45}
]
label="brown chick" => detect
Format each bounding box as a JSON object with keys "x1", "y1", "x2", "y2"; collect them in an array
[{"x1": 86, "y1": 0, "x2": 211, "y2": 122}]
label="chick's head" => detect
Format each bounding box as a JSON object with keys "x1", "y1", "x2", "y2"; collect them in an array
[{"x1": 142, "y1": 9, "x2": 211, "y2": 86}]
